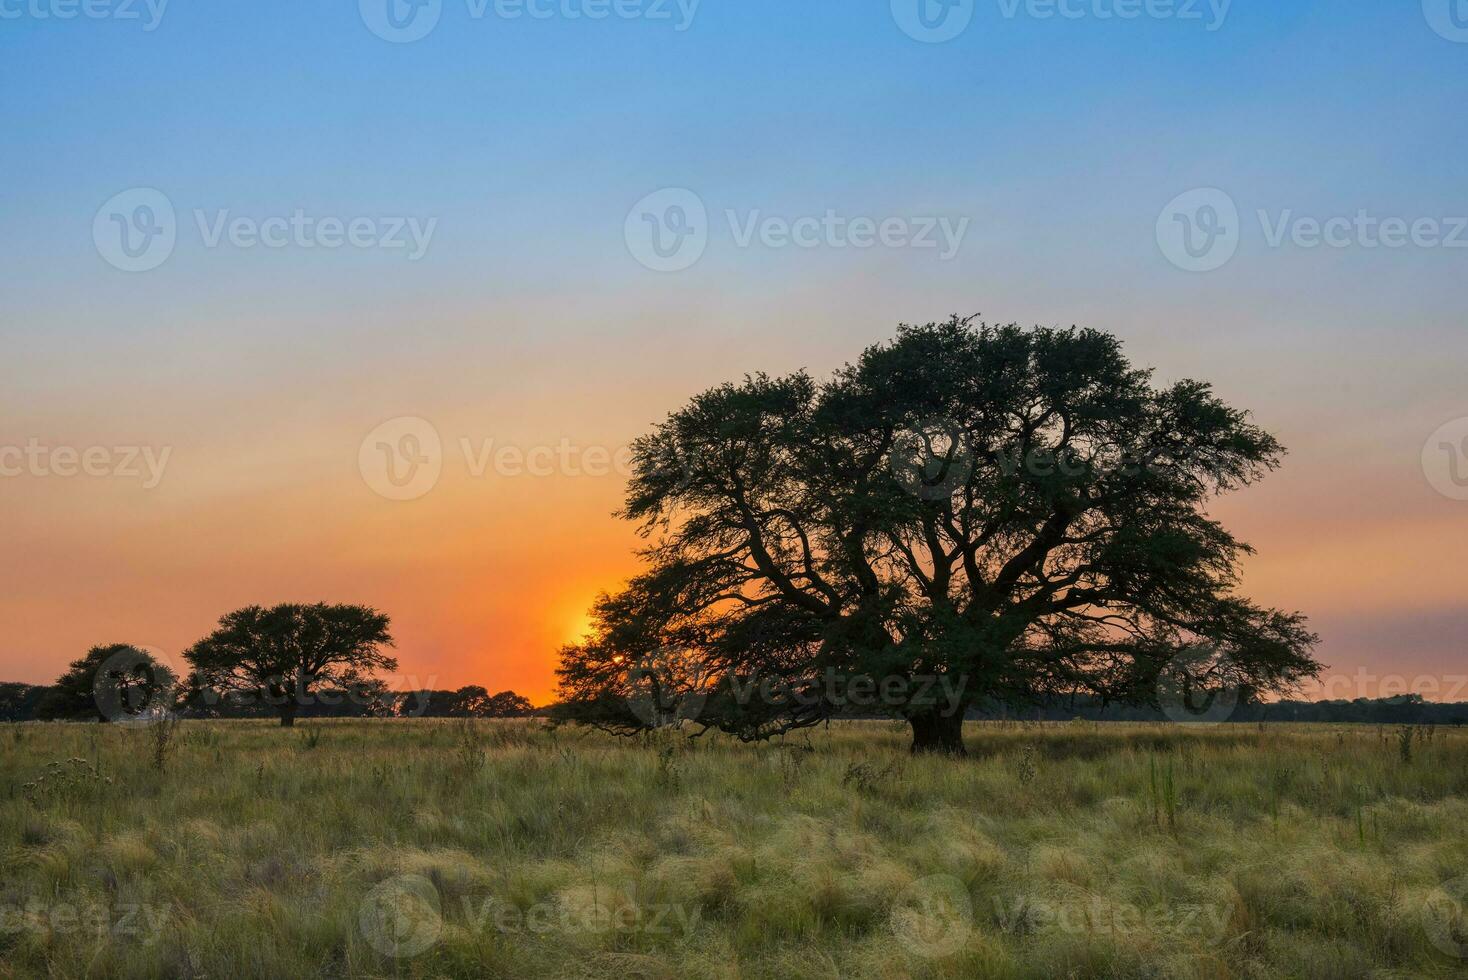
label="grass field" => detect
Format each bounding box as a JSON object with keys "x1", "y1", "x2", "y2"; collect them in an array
[{"x1": 3, "y1": 718, "x2": 1468, "y2": 978}]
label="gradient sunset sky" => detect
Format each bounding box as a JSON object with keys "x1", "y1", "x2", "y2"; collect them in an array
[{"x1": 3, "y1": 2, "x2": 1465, "y2": 704}]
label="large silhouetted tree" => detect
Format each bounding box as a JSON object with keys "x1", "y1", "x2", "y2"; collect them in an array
[
  {"x1": 184, "y1": 603, "x2": 395, "y2": 727},
  {"x1": 555, "y1": 318, "x2": 1321, "y2": 754}
]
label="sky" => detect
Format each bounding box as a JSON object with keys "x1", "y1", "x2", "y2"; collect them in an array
[{"x1": 2, "y1": 1, "x2": 1466, "y2": 704}]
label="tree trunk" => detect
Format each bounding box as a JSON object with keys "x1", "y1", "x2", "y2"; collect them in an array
[
  {"x1": 279, "y1": 703, "x2": 297, "y2": 728},
  {"x1": 909, "y1": 708, "x2": 967, "y2": 756}
]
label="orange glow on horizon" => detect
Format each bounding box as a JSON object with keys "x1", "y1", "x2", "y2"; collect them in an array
[{"x1": 3, "y1": 319, "x2": 1465, "y2": 706}]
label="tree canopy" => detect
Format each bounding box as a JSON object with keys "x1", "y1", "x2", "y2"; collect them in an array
[
  {"x1": 184, "y1": 603, "x2": 395, "y2": 727},
  {"x1": 555, "y1": 318, "x2": 1321, "y2": 754}
]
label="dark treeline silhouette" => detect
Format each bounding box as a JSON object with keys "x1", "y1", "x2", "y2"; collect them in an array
[
  {"x1": 397, "y1": 687, "x2": 535, "y2": 718},
  {"x1": 1, "y1": 679, "x2": 539, "y2": 722},
  {"x1": 179, "y1": 683, "x2": 535, "y2": 720},
  {"x1": 0, "y1": 682, "x2": 49, "y2": 722},
  {"x1": 3, "y1": 672, "x2": 1462, "y2": 726},
  {"x1": 960, "y1": 694, "x2": 1468, "y2": 726}
]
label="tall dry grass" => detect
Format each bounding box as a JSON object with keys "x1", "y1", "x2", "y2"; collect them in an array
[{"x1": 2, "y1": 719, "x2": 1467, "y2": 978}]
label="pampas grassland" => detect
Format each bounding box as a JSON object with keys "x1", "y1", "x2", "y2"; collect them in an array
[{"x1": 3, "y1": 719, "x2": 1468, "y2": 978}]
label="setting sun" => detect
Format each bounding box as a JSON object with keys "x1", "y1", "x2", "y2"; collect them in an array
[{"x1": 564, "y1": 610, "x2": 596, "y2": 647}]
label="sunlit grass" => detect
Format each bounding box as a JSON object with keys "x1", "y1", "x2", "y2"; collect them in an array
[{"x1": 2, "y1": 719, "x2": 1467, "y2": 978}]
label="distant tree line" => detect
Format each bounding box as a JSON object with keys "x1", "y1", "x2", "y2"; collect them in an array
[
  {"x1": 4, "y1": 601, "x2": 539, "y2": 725},
  {"x1": 955, "y1": 694, "x2": 1468, "y2": 726},
  {"x1": 176, "y1": 683, "x2": 535, "y2": 720},
  {"x1": 1, "y1": 674, "x2": 539, "y2": 723},
  {"x1": 4, "y1": 668, "x2": 1463, "y2": 726},
  {"x1": 397, "y1": 687, "x2": 535, "y2": 718}
]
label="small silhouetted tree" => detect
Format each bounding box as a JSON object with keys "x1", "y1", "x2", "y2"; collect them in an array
[
  {"x1": 435, "y1": 686, "x2": 534, "y2": 717},
  {"x1": 449, "y1": 685, "x2": 491, "y2": 717},
  {"x1": 35, "y1": 644, "x2": 178, "y2": 722},
  {"x1": 183, "y1": 603, "x2": 395, "y2": 727},
  {"x1": 483, "y1": 690, "x2": 534, "y2": 717},
  {"x1": 555, "y1": 318, "x2": 1321, "y2": 755}
]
